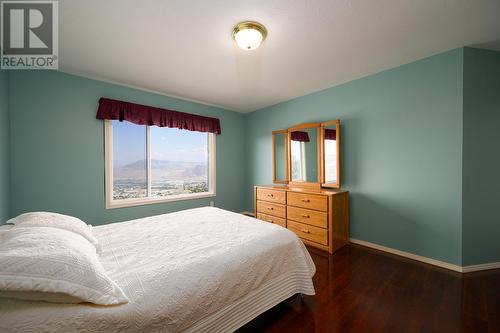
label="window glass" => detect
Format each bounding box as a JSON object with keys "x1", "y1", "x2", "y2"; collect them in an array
[
  {"x1": 150, "y1": 127, "x2": 209, "y2": 197},
  {"x1": 112, "y1": 121, "x2": 147, "y2": 200}
]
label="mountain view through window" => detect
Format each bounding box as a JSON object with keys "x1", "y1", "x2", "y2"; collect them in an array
[{"x1": 112, "y1": 121, "x2": 210, "y2": 201}]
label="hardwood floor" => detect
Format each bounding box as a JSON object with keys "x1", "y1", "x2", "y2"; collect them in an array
[{"x1": 238, "y1": 244, "x2": 500, "y2": 333}]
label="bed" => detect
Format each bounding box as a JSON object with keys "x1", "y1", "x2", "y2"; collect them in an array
[{"x1": 0, "y1": 207, "x2": 316, "y2": 332}]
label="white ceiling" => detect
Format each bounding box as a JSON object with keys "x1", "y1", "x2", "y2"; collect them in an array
[{"x1": 60, "y1": 0, "x2": 500, "y2": 113}]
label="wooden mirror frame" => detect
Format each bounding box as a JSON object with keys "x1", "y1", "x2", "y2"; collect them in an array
[
  {"x1": 287, "y1": 122, "x2": 322, "y2": 191},
  {"x1": 320, "y1": 120, "x2": 341, "y2": 188},
  {"x1": 272, "y1": 130, "x2": 289, "y2": 184}
]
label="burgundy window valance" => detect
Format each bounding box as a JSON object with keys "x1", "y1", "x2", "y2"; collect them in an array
[
  {"x1": 96, "y1": 98, "x2": 221, "y2": 134},
  {"x1": 291, "y1": 131, "x2": 310, "y2": 142},
  {"x1": 325, "y1": 129, "x2": 336, "y2": 140}
]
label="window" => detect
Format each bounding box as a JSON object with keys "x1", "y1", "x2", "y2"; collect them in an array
[{"x1": 105, "y1": 120, "x2": 215, "y2": 208}]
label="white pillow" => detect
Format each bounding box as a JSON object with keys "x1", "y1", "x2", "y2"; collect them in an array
[
  {"x1": 0, "y1": 227, "x2": 129, "y2": 305},
  {"x1": 10, "y1": 212, "x2": 99, "y2": 250}
]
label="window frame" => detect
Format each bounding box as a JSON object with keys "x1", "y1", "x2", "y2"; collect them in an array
[{"x1": 104, "y1": 120, "x2": 216, "y2": 209}]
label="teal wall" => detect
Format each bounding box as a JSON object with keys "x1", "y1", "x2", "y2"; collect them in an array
[
  {"x1": 8, "y1": 71, "x2": 246, "y2": 225},
  {"x1": 245, "y1": 49, "x2": 464, "y2": 265},
  {"x1": 0, "y1": 71, "x2": 9, "y2": 223},
  {"x1": 462, "y1": 48, "x2": 500, "y2": 265}
]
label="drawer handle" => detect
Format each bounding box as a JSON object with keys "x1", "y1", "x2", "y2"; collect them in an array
[
  {"x1": 301, "y1": 199, "x2": 310, "y2": 203},
  {"x1": 267, "y1": 207, "x2": 274, "y2": 210},
  {"x1": 301, "y1": 214, "x2": 310, "y2": 218},
  {"x1": 301, "y1": 228, "x2": 310, "y2": 234},
  {"x1": 267, "y1": 194, "x2": 274, "y2": 197}
]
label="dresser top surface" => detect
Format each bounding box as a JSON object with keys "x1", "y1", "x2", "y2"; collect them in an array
[{"x1": 255, "y1": 185, "x2": 348, "y2": 196}]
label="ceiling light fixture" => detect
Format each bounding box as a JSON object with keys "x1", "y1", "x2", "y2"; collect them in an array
[{"x1": 232, "y1": 21, "x2": 267, "y2": 51}]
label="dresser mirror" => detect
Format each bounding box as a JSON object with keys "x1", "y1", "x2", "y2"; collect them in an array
[
  {"x1": 272, "y1": 130, "x2": 289, "y2": 184},
  {"x1": 321, "y1": 120, "x2": 340, "y2": 188},
  {"x1": 271, "y1": 120, "x2": 341, "y2": 189},
  {"x1": 288, "y1": 124, "x2": 321, "y2": 185}
]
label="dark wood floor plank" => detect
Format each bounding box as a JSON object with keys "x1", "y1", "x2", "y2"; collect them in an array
[{"x1": 238, "y1": 244, "x2": 500, "y2": 333}]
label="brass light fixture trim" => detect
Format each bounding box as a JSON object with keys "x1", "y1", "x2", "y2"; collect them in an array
[{"x1": 232, "y1": 21, "x2": 268, "y2": 41}]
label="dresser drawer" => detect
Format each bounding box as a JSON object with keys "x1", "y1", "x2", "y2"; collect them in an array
[
  {"x1": 287, "y1": 220, "x2": 328, "y2": 246},
  {"x1": 256, "y1": 200, "x2": 286, "y2": 218},
  {"x1": 256, "y1": 213, "x2": 286, "y2": 228},
  {"x1": 287, "y1": 206, "x2": 327, "y2": 229},
  {"x1": 287, "y1": 192, "x2": 327, "y2": 212},
  {"x1": 256, "y1": 188, "x2": 286, "y2": 204}
]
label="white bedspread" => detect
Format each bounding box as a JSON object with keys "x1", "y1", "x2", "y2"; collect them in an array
[{"x1": 0, "y1": 207, "x2": 315, "y2": 332}]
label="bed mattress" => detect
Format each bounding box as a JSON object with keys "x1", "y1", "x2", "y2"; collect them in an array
[{"x1": 0, "y1": 207, "x2": 315, "y2": 332}]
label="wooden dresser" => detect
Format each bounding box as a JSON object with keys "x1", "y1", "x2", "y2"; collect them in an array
[{"x1": 254, "y1": 185, "x2": 349, "y2": 254}]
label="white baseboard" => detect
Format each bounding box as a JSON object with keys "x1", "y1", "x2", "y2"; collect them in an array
[
  {"x1": 350, "y1": 238, "x2": 500, "y2": 273},
  {"x1": 350, "y1": 238, "x2": 465, "y2": 272},
  {"x1": 240, "y1": 211, "x2": 255, "y2": 217},
  {"x1": 462, "y1": 262, "x2": 500, "y2": 273}
]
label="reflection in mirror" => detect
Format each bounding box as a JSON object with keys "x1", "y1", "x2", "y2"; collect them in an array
[
  {"x1": 273, "y1": 132, "x2": 287, "y2": 182},
  {"x1": 290, "y1": 138, "x2": 305, "y2": 181},
  {"x1": 324, "y1": 126, "x2": 338, "y2": 184},
  {"x1": 290, "y1": 128, "x2": 318, "y2": 182}
]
